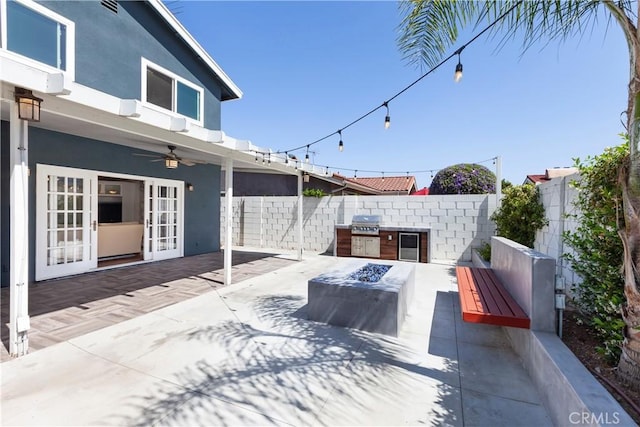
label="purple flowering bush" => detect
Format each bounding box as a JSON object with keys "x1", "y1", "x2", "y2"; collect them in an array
[{"x1": 429, "y1": 163, "x2": 496, "y2": 195}]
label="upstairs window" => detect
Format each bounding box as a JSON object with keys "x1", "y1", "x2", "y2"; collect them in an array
[
  {"x1": 143, "y1": 59, "x2": 203, "y2": 123},
  {"x1": 3, "y1": 0, "x2": 74, "y2": 75}
]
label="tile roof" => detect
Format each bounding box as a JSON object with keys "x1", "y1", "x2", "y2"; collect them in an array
[
  {"x1": 524, "y1": 168, "x2": 577, "y2": 185},
  {"x1": 524, "y1": 174, "x2": 550, "y2": 185},
  {"x1": 345, "y1": 176, "x2": 417, "y2": 194}
]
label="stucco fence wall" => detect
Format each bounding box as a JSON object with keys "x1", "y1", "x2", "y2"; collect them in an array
[{"x1": 221, "y1": 194, "x2": 498, "y2": 262}]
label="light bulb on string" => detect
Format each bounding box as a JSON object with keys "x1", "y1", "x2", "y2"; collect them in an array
[
  {"x1": 383, "y1": 102, "x2": 390, "y2": 129},
  {"x1": 382, "y1": 172, "x2": 385, "y2": 181},
  {"x1": 305, "y1": 145, "x2": 310, "y2": 163},
  {"x1": 454, "y1": 52, "x2": 463, "y2": 83},
  {"x1": 354, "y1": 170, "x2": 357, "y2": 179},
  {"x1": 338, "y1": 130, "x2": 344, "y2": 152},
  {"x1": 285, "y1": 152, "x2": 289, "y2": 165},
  {"x1": 255, "y1": 153, "x2": 259, "y2": 163}
]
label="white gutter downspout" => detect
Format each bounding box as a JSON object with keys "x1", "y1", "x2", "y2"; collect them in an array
[
  {"x1": 297, "y1": 172, "x2": 303, "y2": 261},
  {"x1": 9, "y1": 100, "x2": 30, "y2": 357},
  {"x1": 224, "y1": 158, "x2": 233, "y2": 286}
]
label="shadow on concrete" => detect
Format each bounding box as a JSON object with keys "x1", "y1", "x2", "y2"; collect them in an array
[{"x1": 113, "y1": 293, "x2": 461, "y2": 426}]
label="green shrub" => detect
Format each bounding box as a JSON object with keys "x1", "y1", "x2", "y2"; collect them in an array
[
  {"x1": 490, "y1": 184, "x2": 548, "y2": 248},
  {"x1": 563, "y1": 139, "x2": 628, "y2": 363},
  {"x1": 302, "y1": 188, "x2": 326, "y2": 197},
  {"x1": 477, "y1": 241, "x2": 491, "y2": 261},
  {"x1": 429, "y1": 163, "x2": 495, "y2": 195}
]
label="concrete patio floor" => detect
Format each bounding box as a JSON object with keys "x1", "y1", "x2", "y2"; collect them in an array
[
  {"x1": 1, "y1": 250, "x2": 297, "y2": 363},
  {"x1": 1, "y1": 253, "x2": 553, "y2": 426}
]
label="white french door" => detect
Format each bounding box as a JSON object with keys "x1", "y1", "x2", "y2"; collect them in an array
[
  {"x1": 36, "y1": 165, "x2": 184, "y2": 280},
  {"x1": 36, "y1": 165, "x2": 97, "y2": 281},
  {"x1": 143, "y1": 178, "x2": 184, "y2": 261}
]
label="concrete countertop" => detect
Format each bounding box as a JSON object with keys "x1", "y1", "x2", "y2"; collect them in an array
[{"x1": 336, "y1": 224, "x2": 431, "y2": 232}]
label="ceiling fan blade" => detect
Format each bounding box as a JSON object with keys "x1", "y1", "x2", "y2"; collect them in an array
[
  {"x1": 179, "y1": 159, "x2": 196, "y2": 166},
  {"x1": 150, "y1": 158, "x2": 164, "y2": 162},
  {"x1": 133, "y1": 153, "x2": 162, "y2": 158}
]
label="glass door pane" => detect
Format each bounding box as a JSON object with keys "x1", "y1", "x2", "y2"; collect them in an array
[
  {"x1": 145, "y1": 179, "x2": 183, "y2": 261},
  {"x1": 36, "y1": 165, "x2": 97, "y2": 280}
]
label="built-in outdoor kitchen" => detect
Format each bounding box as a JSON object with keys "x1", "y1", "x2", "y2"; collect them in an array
[{"x1": 335, "y1": 215, "x2": 431, "y2": 263}]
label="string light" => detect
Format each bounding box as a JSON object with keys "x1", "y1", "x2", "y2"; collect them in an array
[
  {"x1": 384, "y1": 102, "x2": 390, "y2": 129},
  {"x1": 285, "y1": 152, "x2": 289, "y2": 165},
  {"x1": 255, "y1": 153, "x2": 258, "y2": 163},
  {"x1": 247, "y1": 3, "x2": 520, "y2": 159},
  {"x1": 454, "y1": 49, "x2": 464, "y2": 83},
  {"x1": 354, "y1": 170, "x2": 358, "y2": 178},
  {"x1": 317, "y1": 156, "x2": 496, "y2": 179},
  {"x1": 305, "y1": 145, "x2": 310, "y2": 163}
]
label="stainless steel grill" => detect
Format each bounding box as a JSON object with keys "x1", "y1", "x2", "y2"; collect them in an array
[{"x1": 350, "y1": 215, "x2": 381, "y2": 236}]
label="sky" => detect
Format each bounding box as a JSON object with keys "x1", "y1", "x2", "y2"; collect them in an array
[{"x1": 174, "y1": 1, "x2": 628, "y2": 188}]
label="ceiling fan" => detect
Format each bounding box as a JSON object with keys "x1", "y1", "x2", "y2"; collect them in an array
[{"x1": 133, "y1": 145, "x2": 206, "y2": 169}]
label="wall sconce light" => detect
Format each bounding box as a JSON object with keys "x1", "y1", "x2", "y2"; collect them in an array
[
  {"x1": 186, "y1": 183, "x2": 194, "y2": 192},
  {"x1": 165, "y1": 158, "x2": 179, "y2": 169},
  {"x1": 303, "y1": 173, "x2": 310, "y2": 183},
  {"x1": 15, "y1": 87, "x2": 43, "y2": 122}
]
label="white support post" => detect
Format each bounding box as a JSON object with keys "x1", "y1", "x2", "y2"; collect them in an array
[
  {"x1": 9, "y1": 100, "x2": 30, "y2": 357},
  {"x1": 495, "y1": 155, "x2": 502, "y2": 206},
  {"x1": 224, "y1": 158, "x2": 233, "y2": 286},
  {"x1": 297, "y1": 173, "x2": 303, "y2": 261}
]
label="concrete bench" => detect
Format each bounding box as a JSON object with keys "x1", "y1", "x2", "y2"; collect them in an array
[{"x1": 455, "y1": 266, "x2": 530, "y2": 329}]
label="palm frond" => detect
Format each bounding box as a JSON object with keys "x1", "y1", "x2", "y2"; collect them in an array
[{"x1": 397, "y1": 0, "x2": 627, "y2": 70}]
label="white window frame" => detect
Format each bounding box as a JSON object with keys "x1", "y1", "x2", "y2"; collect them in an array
[
  {"x1": 0, "y1": 0, "x2": 75, "y2": 81},
  {"x1": 141, "y1": 57, "x2": 204, "y2": 126}
]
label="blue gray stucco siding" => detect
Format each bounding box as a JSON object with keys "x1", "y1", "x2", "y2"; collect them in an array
[
  {"x1": 38, "y1": 0, "x2": 225, "y2": 129},
  {"x1": 0, "y1": 122, "x2": 221, "y2": 286}
]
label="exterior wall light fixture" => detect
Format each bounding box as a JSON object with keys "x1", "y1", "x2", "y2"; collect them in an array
[{"x1": 15, "y1": 87, "x2": 43, "y2": 122}]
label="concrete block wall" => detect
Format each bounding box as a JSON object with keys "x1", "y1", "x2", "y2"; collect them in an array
[
  {"x1": 535, "y1": 174, "x2": 582, "y2": 295},
  {"x1": 221, "y1": 194, "x2": 497, "y2": 261}
]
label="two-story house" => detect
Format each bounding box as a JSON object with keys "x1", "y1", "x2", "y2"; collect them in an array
[{"x1": 0, "y1": 0, "x2": 299, "y2": 356}]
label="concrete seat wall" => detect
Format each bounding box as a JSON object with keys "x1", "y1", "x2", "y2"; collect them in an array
[
  {"x1": 489, "y1": 236, "x2": 635, "y2": 426},
  {"x1": 490, "y1": 236, "x2": 555, "y2": 332}
]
